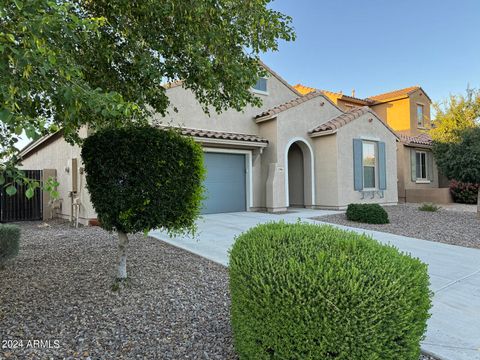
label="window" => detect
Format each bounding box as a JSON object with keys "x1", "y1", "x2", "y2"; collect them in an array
[
  {"x1": 252, "y1": 78, "x2": 268, "y2": 94},
  {"x1": 362, "y1": 142, "x2": 376, "y2": 189},
  {"x1": 417, "y1": 104, "x2": 424, "y2": 127},
  {"x1": 416, "y1": 151, "x2": 427, "y2": 180}
]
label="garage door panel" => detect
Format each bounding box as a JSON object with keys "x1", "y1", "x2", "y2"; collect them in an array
[{"x1": 202, "y1": 153, "x2": 246, "y2": 214}]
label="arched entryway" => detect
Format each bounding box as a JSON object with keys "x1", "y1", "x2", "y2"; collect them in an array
[
  {"x1": 288, "y1": 143, "x2": 304, "y2": 206},
  {"x1": 285, "y1": 138, "x2": 315, "y2": 208}
]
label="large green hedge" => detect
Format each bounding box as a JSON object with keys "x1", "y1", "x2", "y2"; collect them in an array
[
  {"x1": 81, "y1": 126, "x2": 205, "y2": 235},
  {"x1": 229, "y1": 222, "x2": 431, "y2": 360},
  {"x1": 346, "y1": 203, "x2": 389, "y2": 224},
  {"x1": 0, "y1": 224, "x2": 20, "y2": 266}
]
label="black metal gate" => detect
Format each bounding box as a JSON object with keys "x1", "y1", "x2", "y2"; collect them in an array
[{"x1": 0, "y1": 170, "x2": 43, "y2": 222}]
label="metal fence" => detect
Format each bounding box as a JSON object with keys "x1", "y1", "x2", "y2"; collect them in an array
[{"x1": 0, "y1": 170, "x2": 43, "y2": 222}]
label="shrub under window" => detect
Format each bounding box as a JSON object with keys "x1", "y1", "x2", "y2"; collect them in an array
[
  {"x1": 229, "y1": 222, "x2": 431, "y2": 360},
  {"x1": 346, "y1": 203, "x2": 389, "y2": 224}
]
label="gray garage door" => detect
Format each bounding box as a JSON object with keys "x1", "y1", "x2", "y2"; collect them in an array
[{"x1": 202, "y1": 152, "x2": 246, "y2": 214}]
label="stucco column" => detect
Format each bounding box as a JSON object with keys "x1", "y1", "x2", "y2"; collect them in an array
[{"x1": 266, "y1": 163, "x2": 287, "y2": 212}]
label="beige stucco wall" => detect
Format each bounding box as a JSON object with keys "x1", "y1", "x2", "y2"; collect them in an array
[
  {"x1": 397, "y1": 143, "x2": 440, "y2": 202},
  {"x1": 408, "y1": 89, "x2": 432, "y2": 133},
  {"x1": 313, "y1": 134, "x2": 339, "y2": 207},
  {"x1": 335, "y1": 115, "x2": 398, "y2": 208},
  {"x1": 265, "y1": 94, "x2": 343, "y2": 210},
  {"x1": 371, "y1": 97, "x2": 411, "y2": 134},
  {"x1": 155, "y1": 73, "x2": 299, "y2": 134},
  {"x1": 19, "y1": 128, "x2": 97, "y2": 225},
  {"x1": 370, "y1": 89, "x2": 431, "y2": 137}
]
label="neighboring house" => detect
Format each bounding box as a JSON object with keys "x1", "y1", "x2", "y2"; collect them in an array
[
  {"x1": 294, "y1": 84, "x2": 452, "y2": 203},
  {"x1": 19, "y1": 63, "x2": 398, "y2": 225}
]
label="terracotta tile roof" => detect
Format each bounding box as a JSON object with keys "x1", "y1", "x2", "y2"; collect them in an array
[
  {"x1": 309, "y1": 106, "x2": 400, "y2": 139},
  {"x1": 155, "y1": 124, "x2": 268, "y2": 143},
  {"x1": 294, "y1": 84, "x2": 374, "y2": 104},
  {"x1": 399, "y1": 132, "x2": 433, "y2": 146},
  {"x1": 368, "y1": 86, "x2": 420, "y2": 101},
  {"x1": 254, "y1": 91, "x2": 325, "y2": 120},
  {"x1": 309, "y1": 106, "x2": 372, "y2": 134}
]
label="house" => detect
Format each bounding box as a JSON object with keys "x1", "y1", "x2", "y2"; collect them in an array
[
  {"x1": 19, "y1": 63, "x2": 399, "y2": 225},
  {"x1": 294, "y1": 84, "x2": 452, "y2": 204}
]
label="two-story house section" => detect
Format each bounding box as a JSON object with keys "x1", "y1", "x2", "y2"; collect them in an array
[
  {"x1": 294, "y1": 84, "x2": 452, "y2": 204},
  {"x1": 19, "y1": 63, "x2": 401, "y2": 225}
]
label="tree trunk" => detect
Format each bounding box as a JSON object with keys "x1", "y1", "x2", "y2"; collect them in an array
[{"x1": 117, "y1": 231, "x2": 129, "y2": 279}]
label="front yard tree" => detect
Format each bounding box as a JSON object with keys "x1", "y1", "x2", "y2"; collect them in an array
[
  {"x1": 430, "y1": 89, "x2": 480, "y2": 142},
  {"x1": 1, "y1": 0, "x2": 294, "y2": 161},
  {"x1": 432, "y1": 127, "x2": 480, "y2": 218},
  {"x1": 81, "y1": 126, "x2": 205, "y2": 280}
]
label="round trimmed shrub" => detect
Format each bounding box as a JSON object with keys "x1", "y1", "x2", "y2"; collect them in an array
[
  {"x1": 346, "y1": 203, "x2": 389, "y2": 224},
  {"x1": 81, "y1": 126, "x2": 205, "y2": 234},
  {"x1": 229, "y1": 222, "x2": 431, "y2": 360},
  {"x1": 0, "y1": 224, "x2": 20, "y2": 266}
]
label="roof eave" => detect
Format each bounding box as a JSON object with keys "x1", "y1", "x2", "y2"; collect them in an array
[
  {"x1": 402, "y1": 142, "x2": 432, "y2": 149},
  {"x1": 254, "y1": 114, "x2": 276, "y2": 123},
  {"x1": 193, "y1": 137, "x2": 268, "y2": 148},
  {"x1": 309, "y1": 129, "x2": 337, "y2": 138}
]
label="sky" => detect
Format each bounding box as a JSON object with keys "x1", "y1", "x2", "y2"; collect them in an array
[{"x1": 262, "y1": 0, "x2": 480, "y2": 104}]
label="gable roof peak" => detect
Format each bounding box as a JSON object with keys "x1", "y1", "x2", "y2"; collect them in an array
[
  {"x1": 309, "y1": 106, "x2": 399, "y2": 139},
  {"x1": 368, "y1": 86, "x2": 423, "y2": 102}
]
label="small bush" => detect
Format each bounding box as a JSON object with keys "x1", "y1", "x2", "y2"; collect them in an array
[
  {"x1": 0, "y1": 224, "x2": 20, "y2": 266},
  {"x1": 346, "y1": 203, "x2": 389, "y2": 224},
  {"x1": 449, "y1": 180, "x2": 479, "y2": 204},
  {"x1": 229, "y1": 222, "x2": 431, "y2": 360},
  {"x1": 419, "y1": 203, "x2": 441, "y2": 212}
]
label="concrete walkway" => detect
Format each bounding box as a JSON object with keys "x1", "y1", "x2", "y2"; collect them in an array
[{"x1": 150, "y1": 209, "x2": 480, "y2": 360}]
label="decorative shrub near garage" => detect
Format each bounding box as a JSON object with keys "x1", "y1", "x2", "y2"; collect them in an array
[
  {"x1": 229, "y1": 222, "x2": 431, "y2": 360},
  {"x1": 0, "y1": 224, "x2": 20, "y2": 266},
  {"x1": 449, "y1": 180, "x2": 479, "y2": 204},
  {"x1": 346, "y1": 203, "x2": 389, "y2": 224},
  {"x1": 82, "y1": 126, "x2": 205, "y2": 280}
]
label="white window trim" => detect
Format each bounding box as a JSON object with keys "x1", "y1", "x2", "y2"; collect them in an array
[
  {"x1": 202, "y1": 147, "x2": 253, "y2": 210},
  {"x1": 362, "y1": 141, "x2": 377, "y2": 190},
  {"x1": 415, "y1": 150, "x2": 429, "y2": 182},
  {"x1": 251, "y1": 77, "x2": 269, "y2": 95}
]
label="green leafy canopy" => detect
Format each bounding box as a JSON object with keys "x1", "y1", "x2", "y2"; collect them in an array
[
  {"x1": 1, "y1": 0, "x2": 295, "y2": 160},
  {"x1": 432, "y1": 127, "x2": 480, "y2": 184},
  {"x1": 430, "y1": 88, "x2": 480, "y2": 143}
]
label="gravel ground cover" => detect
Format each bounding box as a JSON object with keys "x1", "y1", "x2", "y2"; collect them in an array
[
  {"x1": 315, "y1": 203, "x2": 480, "y2": 249},
  {"x1": 1, "y1": 220, "x2": 438, "y2": 359},
  {"x1": 0, "y1": 220, "x2": 234, "y2": 360}
]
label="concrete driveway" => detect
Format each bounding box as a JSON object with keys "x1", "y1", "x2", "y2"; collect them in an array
[{"x1": 150, "y1": 209, "x2": 480, "y2": 360}]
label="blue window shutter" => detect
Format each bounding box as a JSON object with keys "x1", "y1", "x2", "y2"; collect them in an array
[
  {"x1": 410, "y1": 149, "x2": 417, "y2": 182},
  {"x1": 353, "y1": 139, "x2": 363, "y2": 190},
  {"x1": 427, "y1": 151, "x2": 434, "y2": 181},
  {"x1": 378, "y1": 141, "x2": 387, "y2": 190}
]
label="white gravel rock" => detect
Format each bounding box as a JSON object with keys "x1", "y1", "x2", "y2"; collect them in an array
[
  {"x1": 315, "y1": 203, "x2": 480, "y2": 249},
  {"x1": 0, "y1": 219, "x2": 439, "y2": 359}
]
